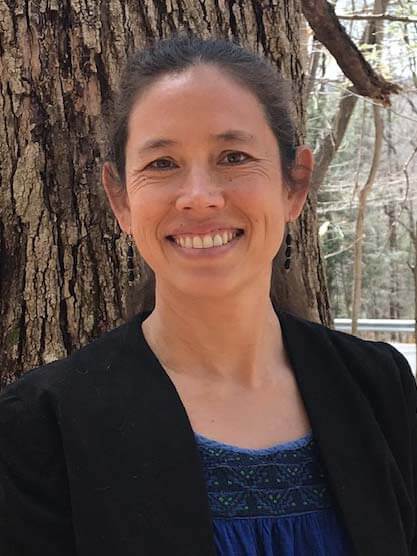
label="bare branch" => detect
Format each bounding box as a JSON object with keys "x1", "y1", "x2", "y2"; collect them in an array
[
  {"x1": 337, "y1": 13, "x2": 417, "y2": 23},
  {"x1": 311, "y1": 91, "x2": 359, "y2": 191},
  {"x1": 402, "y1": 142, "x2": 417, "y2": 207},
  {"x1": 300, "y1": 0, "x2": 401, "y2": 105},
  {"x1": 324, "y1": 239, "x2": 360, "y2": 259},
  {"x1": 395, "y1": 217, "x2": 416, "y2": 239}
]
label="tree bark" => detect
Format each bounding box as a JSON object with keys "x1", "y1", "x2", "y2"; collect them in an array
[{"x1": 0, "y1": 0, "x2": 331, "y2": 387}]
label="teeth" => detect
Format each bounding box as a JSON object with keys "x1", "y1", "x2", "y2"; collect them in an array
[
  {"x1": 202, "y1": 234, "x2": 214, "y2": 248},
  {"x1": 172, "y1": 230, "x2": 242, "y2": 249},
  {"x1": 213, "y1": 234, "x2": 223, "y2": 247},
  {"x1": 192, "y1": 236, "x2": 203, "y2": 248}
]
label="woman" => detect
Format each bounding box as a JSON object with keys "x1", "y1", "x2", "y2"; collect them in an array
[{"x1": 0, "y1": 35, "x2": 415, "y2": 556}]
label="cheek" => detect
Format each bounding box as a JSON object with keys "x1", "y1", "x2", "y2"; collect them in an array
[
  {"x1": 128, "y1": 195, "x2": 167, "y2": 250},
  {"x1": 231, "y1": 181, "x2": 285, "y2": 225}
]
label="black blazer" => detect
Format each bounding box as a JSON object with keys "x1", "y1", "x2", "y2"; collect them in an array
[{"x1": 0, "y1": 310, "x2": 416, "y2": 556}]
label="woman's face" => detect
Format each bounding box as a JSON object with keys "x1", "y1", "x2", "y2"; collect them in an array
[{"x1": 103, "y1": 64, "x2": 312, "y2": 298}]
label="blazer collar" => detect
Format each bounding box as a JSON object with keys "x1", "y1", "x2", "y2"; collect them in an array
[
  {"x1": 113, "y1": 309, "x2": 408, "y2": 556},
  {"x1": 278, "y1": 310, "x2": 409, "y2": 556}
]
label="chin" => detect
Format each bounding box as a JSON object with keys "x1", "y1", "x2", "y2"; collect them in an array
[{"x1": 168, "y1": 275, "x2": 243, "y2": 300}]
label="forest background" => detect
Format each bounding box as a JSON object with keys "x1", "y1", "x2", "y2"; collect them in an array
[{"x1": 311, "y1": 0, "x2": 417, "y2": 330}]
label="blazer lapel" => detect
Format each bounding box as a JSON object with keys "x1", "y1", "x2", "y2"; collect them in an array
[
  {"x1": 123, "y1": 311, "x2": 217, "y2": 556},
  {"x1": 277, "y1": 310, "x2": 409, "y2": 556}
]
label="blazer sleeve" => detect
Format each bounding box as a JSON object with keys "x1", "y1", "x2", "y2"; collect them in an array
[
  {"x1": 386, "y1": 345, "x2": 417, "y2": 555},
  {"x1": 0, "y1": 376, "x2": 78, "y2": 556}
]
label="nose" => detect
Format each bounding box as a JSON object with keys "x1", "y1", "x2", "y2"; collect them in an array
[{"x1": 175, "y1": 167, "x2": 226, "y2": 211}]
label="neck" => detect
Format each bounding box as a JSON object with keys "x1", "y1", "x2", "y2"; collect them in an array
[{"x1": 141, "y1": 278, "x2": 286, "y2": 387}]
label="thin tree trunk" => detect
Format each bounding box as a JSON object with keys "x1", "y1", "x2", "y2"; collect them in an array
[
  {"x1": 351, "y1": 0, "x2": 387, "y2": 336},
  {"x1": 0, "y1": 0, "x2": 332, "y2": 387},
  {"x1": 406, "y1": 203, "x2": 417, "y2": 372},
  {"x1": 305, "y1": 39, "x2": 322, "y2": 104},
  {"x1": 311, "y1": 92, "x2": 358, "y2": 192},
  {"x1": 414, "y1": 219, "x2": 417, "y2": 369},
  {"x1": 414, "y1": 224, "x2": 417, "y2": 373},
  {"x1": 351, "y1": 104, "x2": 384, "y2": 335},
  {"x1": 386, "y1": 202, "x2": 400, "y2": 325}
]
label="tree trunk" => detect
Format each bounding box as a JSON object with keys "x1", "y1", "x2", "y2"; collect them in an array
[
  {"x1": 406, "y1": 202, "x2": 417, "y2": 372},
  {"x1": 351, "y1": 104, "x2": 384, "y2": 335},
  {"x1": 351, "y1": 0, "x2": 387, "y2": 336},
  {"x1": 0, "y1": 0, "x2": 331, "y2": 387},
  {"x1": 414, "y1": 225, "x2": 417, "y2": 374},
  {"x1": 386, "y1": 202, "x2": 400, "y2": 323}
]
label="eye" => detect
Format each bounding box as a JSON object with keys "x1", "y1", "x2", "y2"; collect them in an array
[
  {"x1": 145, "y1": 158, "x2": 177, "y2": 171},
  {"x1": 220, "y1": 151, "x2": 251, "y2": 165}
]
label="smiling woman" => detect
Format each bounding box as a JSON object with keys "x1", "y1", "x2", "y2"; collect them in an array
[
  {"x1": 0, "y1": 34, "x2": 416, "y2": 556},
  {"x1": 102, "y1": 42, "x2": 314, "y2": 318},
  {"x1": 102, "y1": 60, "x2": 312, "y2": 309}
]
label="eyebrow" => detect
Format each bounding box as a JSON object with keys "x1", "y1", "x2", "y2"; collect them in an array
[{"x1": 136, "y1": 129, "x2": 256, "y2": 155}]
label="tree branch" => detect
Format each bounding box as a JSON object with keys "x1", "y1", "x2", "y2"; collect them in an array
[
  {"x1": 337, "y1": 13, "x2": 417, "y2": 23},
  {"x1": 324, "y1": 238, "x2": 360, "y2": 259},
  {"x1": 311, "y1": 91, "x2": 358, "y2": 191},
  {"x1": 300, "y1": 0, "x2": 401, "y2": 105}
]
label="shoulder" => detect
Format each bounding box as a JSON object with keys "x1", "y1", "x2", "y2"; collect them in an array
[
  {"x1": 279, "y1": 310, "x2": 416, "y2": 402},
  {"x1": 0, "y1": 312, "x2": 143, "y2": 419}
]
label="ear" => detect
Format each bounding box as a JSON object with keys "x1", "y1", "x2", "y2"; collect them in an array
[
  {"x1": 101, "y1": 162, "x2": 131, "y2": 233},
  {"x1": 286, "y1": 145, "x2": 314, "y2": 222}
]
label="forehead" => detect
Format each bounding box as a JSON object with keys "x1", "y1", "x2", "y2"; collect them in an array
[{"x1": 126, "y1": 64, "x2": 273, "y2": 144}]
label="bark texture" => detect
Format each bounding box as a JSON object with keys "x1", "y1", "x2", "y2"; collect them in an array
[{"x1": 0, "y1": 0, "x2": 331, "y2": 387}]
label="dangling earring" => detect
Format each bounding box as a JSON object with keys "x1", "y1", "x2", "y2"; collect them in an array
[
  {"x1": 284, "y1": 232, "x2": 292, "y2": 270},
  {"x1": 127, "y1": 234, "x2": 135, "y2": 286}
]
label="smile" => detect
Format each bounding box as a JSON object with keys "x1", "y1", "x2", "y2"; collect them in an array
[{"x1": 167, "y1": 229, "x2": 244, "y2": 249}]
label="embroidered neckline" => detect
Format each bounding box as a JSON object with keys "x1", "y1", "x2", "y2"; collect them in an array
[
  {"x1": 195, "y1": 432, "x2": 333, "y2": 518},
  {"x1": 194, "y1": 431, "x2": 313, "y2": 455}
]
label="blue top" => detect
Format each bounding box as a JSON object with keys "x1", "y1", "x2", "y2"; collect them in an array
[{"x1": 194, "y1": 431, "x2": 353, "y2": 555}]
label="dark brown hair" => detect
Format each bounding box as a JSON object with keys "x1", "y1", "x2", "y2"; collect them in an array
[{"x1": 105, "y1": 33, "x2": 301, "y2": 314}]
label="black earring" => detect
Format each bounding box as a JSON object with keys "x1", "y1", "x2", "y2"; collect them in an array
[
  {"x1": 284, "y1": 232, "x2": 292, "y2": 270},
  {"x1": 127, "y1": 235, "x2": 135, "y2": 286}
]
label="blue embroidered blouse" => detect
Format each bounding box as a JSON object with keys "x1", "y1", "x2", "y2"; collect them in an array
[{"x1": 194, "y1": 431, "x2": 353, "y2": 555}]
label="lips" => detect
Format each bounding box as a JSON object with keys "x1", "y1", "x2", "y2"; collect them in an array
[{"x1": 165, "y1": 227, "x2": 245, "y2": 256}]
